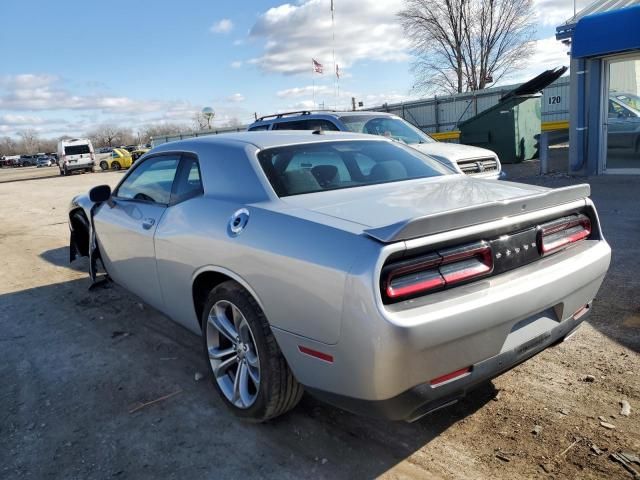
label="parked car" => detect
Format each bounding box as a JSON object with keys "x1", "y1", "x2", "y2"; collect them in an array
[
  {"x1": 98, "y1": 147, "x2": 114, "y2": 154},
  {"x1": 248, "y1": 111, "x2": 503, "y2": 179},
  {"x1": 19, "y1": 155, "x2": 38, "y2": 167},
  {"x1": 36, "y1": 156, "x2": 55, "y2": 167},
  {"x1": 121, "y1": 144, "x2": 138, "y2": 153},
  {"x1": 2, "y1": 155, "x2": 21, "y2": 167},
  {"x1": 68, "y1": 132, "x2": 610, "y2": 422},
  {"x1": 607, "y1": 93, "x2": 640, "y2": 152},
  {"x1": 131, "y1": 148, "x2": 149, "y2": 161},
  {"x1": 58, "y1": 138, "x2": 95, "y2": 175},
  {"x1": 99, "y1": 148, "x2": 133, "y2": 171}
]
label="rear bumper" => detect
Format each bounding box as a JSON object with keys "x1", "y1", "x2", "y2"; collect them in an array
[
  {"x1": 274, "y1": 239, "x2": 610, "y2": 407},
  {"x1": 64, "y1": 161, "x2": 94, "y2": 171},
  {"x1": 307, "y1": 310, "x2": 587, "y2": 421}
]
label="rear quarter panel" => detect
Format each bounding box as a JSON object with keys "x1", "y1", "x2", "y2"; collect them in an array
[{"x1": 154, "y1": 198, "x2": 378, "y2": 343}]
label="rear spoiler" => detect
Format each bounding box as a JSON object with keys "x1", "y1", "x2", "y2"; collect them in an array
[{"x1": 363, "y1": 184, "x2": 591, "y2": 243}]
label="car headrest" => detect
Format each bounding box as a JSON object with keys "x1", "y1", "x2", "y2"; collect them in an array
[
  {"x1": 369, "y1": 161, "x2": 407, "y2": 182},
  {"x1": 282, "y1": 169, "x2": 321, "y2": 194},
  {"x1": 311, "y1": 165, "x2": 339, "y2": 186}
]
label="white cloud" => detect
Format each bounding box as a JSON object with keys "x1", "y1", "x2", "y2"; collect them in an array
[
  {"x1": 227, "y1": 93, "x2": 245, "y2": 102},
  {"x1": 1, "y1": 114, "x2": 49, "y2": 125},
  {"x1": 210, "y1": 19, "x2": 234, "y2": 34},
  {"x1": 0, "y1": 74, "x2": 205, "y2": 137},
  {"x1": 0, "y1": 74, "x2": 59, "y2": 89},
  {"x1": 248, "y1": 0, "x2": 410, "y2": 75},
  {"x1": 231, "y1": 60, "x2": 243, "y2": 68},
  {"x1": 504, "y1": 36, "x2": 570, "y2": 83},
  {"x1": 533, "y1": 0, "x2": 592, "y2": 26},
  {"x1": 277, "y1": 85, "x2": 332, "y2": 98},
  {"x1": 0, "y1": 74, "x2": 182, "y2": 114}
]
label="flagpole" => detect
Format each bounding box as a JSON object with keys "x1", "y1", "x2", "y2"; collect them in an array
[
  {"x1": 331, "y1": 0, "x2": 337, "y2": 109},
  {"x1": 312, "y1": 59, "x2": 316, "y2": 109}
]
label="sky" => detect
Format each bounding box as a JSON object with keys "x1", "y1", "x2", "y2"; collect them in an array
[{"x1": 0, "y1": 0, "x2": 591, "y2": 139}]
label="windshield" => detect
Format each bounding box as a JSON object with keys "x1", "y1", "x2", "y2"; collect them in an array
[
  {"x1": 613, "y1": 93, "x2": 640, "y2": 112},
  {"x1": 65, "y1": 144, "x2": 91, "y2": 155},
  {"x1": 338, "y1": 115, "x2": 435, "y2": 145},
  {"x1": 258, "y1": 140, "x2": 452, "y2": 197}
]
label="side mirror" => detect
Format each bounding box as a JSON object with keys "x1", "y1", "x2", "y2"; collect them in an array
[{"x1": 89, "y1": 185, "x2": 112, "y2": 203}]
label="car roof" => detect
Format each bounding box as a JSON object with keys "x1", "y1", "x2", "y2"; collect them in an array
[{"x1": 152, "y1": 130, "x2": 390, "y2": 151}]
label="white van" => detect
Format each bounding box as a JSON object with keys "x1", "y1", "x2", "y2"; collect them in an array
[{"x1": 57, "y1": 138, "x2": 95, "y2": 175}]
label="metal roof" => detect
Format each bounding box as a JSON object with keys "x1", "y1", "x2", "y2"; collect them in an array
[
  {"x1": 572, "y1": 4, "x2": 640, "y2": 57},
  {"x1": 557, "y1": 0, "x2": 640, "y2": 39}
]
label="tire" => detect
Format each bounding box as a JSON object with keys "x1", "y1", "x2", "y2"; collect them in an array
[
  {"x1": 112, "y1": 161, "x2": 121, "y2": 171},
  {"x1": 201, "y1": 280, "x2": 303, "y2": 422},
  {"x1": 99, "y1": 161, "x2": 109, "y2": 171}
]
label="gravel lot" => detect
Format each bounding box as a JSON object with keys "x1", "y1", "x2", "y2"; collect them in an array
[{"x1": 1, "y1": 165, "x2": 638, "y2": 479}]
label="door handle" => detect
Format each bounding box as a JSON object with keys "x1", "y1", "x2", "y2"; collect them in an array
[{"x1": 142, "y1": 217, "x2": 155, "y2": 230}]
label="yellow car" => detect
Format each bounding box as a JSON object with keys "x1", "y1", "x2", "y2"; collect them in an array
[{"x1": 99, "y1": 148, "x2": 132, "y2": 171}]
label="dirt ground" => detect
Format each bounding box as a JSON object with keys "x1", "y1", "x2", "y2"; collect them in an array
[{"x1": 0, "y1": 166, "x2": 639, "y2": 479}]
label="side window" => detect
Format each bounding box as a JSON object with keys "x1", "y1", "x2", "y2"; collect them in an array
[
  {"x1": 116, "y1": 155, "x2": 180, "y2": 204},
  {"x1": 272, "y1": 119, "x2": 339, "y2": 131},
  {"x1": 172, "y1": 156, "x2": 204, "y2": 204},
  {"x1": 248, "y1": 125, "x2": 270, "y2": 131},
  {"x1": 272, "y1": 120, "x2": 306, "y2": 130}
]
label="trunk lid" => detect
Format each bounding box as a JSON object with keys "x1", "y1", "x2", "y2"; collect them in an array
[{"x1": 281, "y1": 176, "x2": 590, "y2": 243}]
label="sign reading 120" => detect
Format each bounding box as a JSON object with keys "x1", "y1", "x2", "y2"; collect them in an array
[{"x1": 548, "y1": 95, "x2": 562, "y2": 105}]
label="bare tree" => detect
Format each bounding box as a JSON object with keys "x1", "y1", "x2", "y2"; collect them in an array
[
  {"x1": 17, "y1": 129, "x2": 39, "y2": 154},
  {"x1": 1, "y1": 136, "x2": 17, "y2": 156},
  {"x1": 225, "y1": 117, "x2": 243, "y2": 129},
  {"x1": 139, "y1": 123, "x2": 191, "y2": 144},
  {"x1": 399, "y1": 0, "x2": 536, "y2": 95},
  {"x1": 192, "y1": 112, "x2": 209, "y2": 131},
  {"x1": 87, "y1": 124, "x2": 124, "y2": 147},
  {"x1": 38, "y1": 138, "x2": 57, "y2": 153}
]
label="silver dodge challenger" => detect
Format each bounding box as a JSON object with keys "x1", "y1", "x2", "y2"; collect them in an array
[{"x1": 68, "y1": 131, "x2": 611, "y2": 422}]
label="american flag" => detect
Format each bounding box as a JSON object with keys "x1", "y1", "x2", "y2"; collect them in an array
[{"x1": 312, "y1": 58, "x2": 324, "y2": 74}]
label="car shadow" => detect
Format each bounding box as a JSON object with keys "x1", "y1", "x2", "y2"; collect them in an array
[
  {"x1": 40, "y1": 246, "x2": 88, "y2": 272},
  {"x1": 2, "y1": 265, "x2": 497, "y2": 479}
]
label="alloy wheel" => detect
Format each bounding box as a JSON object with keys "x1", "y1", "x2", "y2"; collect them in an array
[{"x1": 206, "y1": 300, "x2": 261, "y2": 409}]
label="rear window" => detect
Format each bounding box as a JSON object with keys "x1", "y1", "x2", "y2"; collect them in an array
[
  {"x1": 258, "y1": 140, "x2": 452, "y2": 197},
  {"x1": 64, "y1": 144, "x2": 91, "y2": 155}
]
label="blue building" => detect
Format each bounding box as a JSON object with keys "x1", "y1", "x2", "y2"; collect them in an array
[{"x1": 557, "y1": 0, "x2": 640, "y2": 174}]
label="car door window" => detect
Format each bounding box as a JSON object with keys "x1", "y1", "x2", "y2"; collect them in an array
[
  {"x1": 172, "y1": 156, "x2": 204, "y2": 204},
  {"x1": 116, "y1": 155, "x2": 179, "y2": 204}
]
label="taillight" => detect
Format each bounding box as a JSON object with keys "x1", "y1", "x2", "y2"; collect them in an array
[
  {"x1": 438, "y1": 242, "x2": 493, "y2": 285},
  {"x1": 385, "y1": 253, "x2": 444, "y2": 299},
  {"x1": 383, "y1": 241, "x2": 493, "y2": 302},
  {"x1": 538, "y1": 214, "x2": 591, "y2": 255}
]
